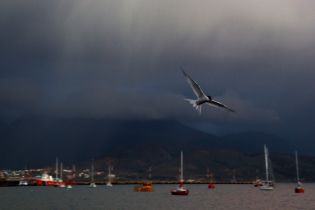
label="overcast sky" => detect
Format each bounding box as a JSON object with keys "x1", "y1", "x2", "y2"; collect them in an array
[{"x1": 1, "y1": 1, "x2": 315, "y2": 149}]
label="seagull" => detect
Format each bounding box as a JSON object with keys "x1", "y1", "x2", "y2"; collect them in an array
[{"x1": 181, "y1": 67, "x2": 236, "y2": 114}]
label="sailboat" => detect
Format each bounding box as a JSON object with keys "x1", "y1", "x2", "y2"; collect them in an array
[
  {"x1": 89, "y1": 159, "x2": 97, "y2": 188},
  {"x1": 207, "y1": 167, "x2": 215, "y2": 189},
  {"x1": 295, "y1": 151, "x2": 305, "y2": 193},
  {"x1": 171, "y1": 151, "x2": 189, "y2": 195},
  {"x1": 209, "y1": 173, "x2": 215, "y2": 189},
  {"x1": 230, "y1": 169, "x2": 236, "y2": 183},
  {"x1": 260, "y1": 145, "x2": 274, "y2": 191},
  {"x1": 59, "y1": 162, "x2": 65, "y2": 188},
  {"x1": 106, "y1": 165, "x2": 112, "y2": 187}
]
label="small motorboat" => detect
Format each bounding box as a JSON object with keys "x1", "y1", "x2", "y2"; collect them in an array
[
  {"x1": 134, "y1": 167, "x2": 153, "y2": 192},
  {"x1": 134, "y1": 181, "x2": 153, "y2": 192}
]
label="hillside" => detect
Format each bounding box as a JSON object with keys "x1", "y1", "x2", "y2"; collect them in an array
[
  {"x1": 221, "y1": 131, "x2": 297, "y2": 154},
  {"x1": 79, "y1": 143, "x2": 315, "y2": 182},
  {"x1": 0, "y1": 116, "x2": 306, "y2": 181}
]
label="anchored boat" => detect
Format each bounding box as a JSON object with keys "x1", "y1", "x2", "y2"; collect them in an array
[
  {"x1": 134, "y1": 181, "x2": 154, "y2": 192},
  {"x1": 207, "y1": 168, "x2": 215, "y2": 189},
  {"x1": 89, "y1": 159, "x2": 97, "y2": 188},
  {"x1": 260, "y1": 145, "x2": 274, "y2": 191},
  {"x1": 171, "y1": 151, "x2": 189, "y2": 195},
  {"x1": 295, "y1": 151, "x2": 305, "y2": 193},
  {"x1": 134, "y1": 167, "x2": 154, "y2": 192},
  {"x1": 106, "y1": 165, "x2": 112, "y2": 187}
]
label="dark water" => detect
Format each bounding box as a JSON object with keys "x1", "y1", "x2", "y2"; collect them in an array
[{"x1": 0, "y1": 183, "x2": 314, "y2": 210}]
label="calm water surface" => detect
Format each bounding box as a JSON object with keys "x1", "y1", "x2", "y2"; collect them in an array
[{"x1": 1, "y1": 183, "x2": 314, "y2": 210}]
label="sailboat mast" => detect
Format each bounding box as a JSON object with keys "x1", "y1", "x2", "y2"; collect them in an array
[
  {"x1": 91, "y1": 159, "x2": 94, "y2": 183},
  {"x1": 60, "y1": 162, "x2": 63, "y2": 180},
  {"x1": 207, "y1": 167, "x2": 209, "y2": 179},
  {"x1": 264, "y1": 145, "x2": 269, "y2": 183},
  {"x1": 295, "y1": 151, "x2": 300, "y2": 183},
  {"x1": 149, "y1": 166, "x2": 151, "y2": 180},
  {"x1": 56, "y1": 157, "x2": 58, "y2": 180},
  {"x1": 108, "y1": 165, "x2": 111, "y2": 183},
  {"x1": 181, "y1": 151, "x2": 183, "y2": 181}
]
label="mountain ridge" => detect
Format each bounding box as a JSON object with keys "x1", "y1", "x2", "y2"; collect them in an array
[{"x1": 0, "y1": 116, "x2": 303, "y2": 170}]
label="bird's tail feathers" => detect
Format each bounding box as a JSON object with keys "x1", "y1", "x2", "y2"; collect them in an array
[{"x1": 185, "y1": 99, "x2": 201, "y2": 114}]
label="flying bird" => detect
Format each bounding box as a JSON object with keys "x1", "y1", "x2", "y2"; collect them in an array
[{"x1": 181, "y1": 67, "x2": 236, "y2": 114}]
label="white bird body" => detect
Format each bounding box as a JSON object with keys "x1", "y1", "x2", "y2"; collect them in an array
[{"x1": 181, "y1": 67, "x2": 235, "y2": 114}]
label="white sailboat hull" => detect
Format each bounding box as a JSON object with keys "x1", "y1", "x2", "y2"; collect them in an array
[
  {"x1": 260, "y1": 186, "x2": 273, "y2": 191},
  {"x1": 89, "y1": 183, "x2": 97, "y2": 188}
]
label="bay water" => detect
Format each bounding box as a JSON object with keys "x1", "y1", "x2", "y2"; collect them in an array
[{"x1": 1, "y1": 183, "x2": 314, "y2": 210}]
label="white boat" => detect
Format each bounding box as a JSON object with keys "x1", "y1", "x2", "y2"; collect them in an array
[
  {"x1": 295, "y1": 151, "x2": 305, "y2": 193},
  {"x1": 170, "y1": 151, "x2": 189, "y2": 195},
  {"x1": 260, "y1": 145, "x2": 274, "y2": 191},
  {"x1": 19, "y1": 180, "x2": 28, "y2": 186},
  {"x1": 89, "y1": 159, "x2": 97, "y2": 188},
  {"x1": 106, "y1": 165, "x2": 112, "y2": 187}
]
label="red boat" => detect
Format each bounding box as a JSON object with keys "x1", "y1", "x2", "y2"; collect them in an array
[
  {"x1": 171, "y1": 151, "x2": 189, "y2": 195},
  {"x1": 171, "y1": 182, "x2": 189, "y2": 195},
  {"x1": 36, "y1": 158, "x2": 66, "y2": 186},
  {"x1": 295, "y1": 152, "x2": 305, "y2": 193},
  {"x1": 36, "y1": 173, "x2": 65, "y2": 186},
  {"x1": 295, "y1": 185, "x2": 305, "y2": 193},
  {"x1": 208, "y1": 172, "x2": 215, "y2": 189},
  {"x1": 208, "y1": 182, "x2": 215, "y2": 189}
]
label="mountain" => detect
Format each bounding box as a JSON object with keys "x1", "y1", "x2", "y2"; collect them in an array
[
  {"x1": 79, "y1": 143, "x2": 315, "y2": 182},
  {"x1": 0, "y1": 116, "x2": 300, "y2": 170},
  {"x1": 221, "y1": 131, "x2": 297, "y2": 154}
]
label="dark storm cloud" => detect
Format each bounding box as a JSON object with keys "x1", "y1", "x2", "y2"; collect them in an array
[
  {"x1": 0, "y1": 78, "x2": 43, "y2": 108},
  {"x1": 1, "y1": 0, "x2": 315, "y2": 147}
]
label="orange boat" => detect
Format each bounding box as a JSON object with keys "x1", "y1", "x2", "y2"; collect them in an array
[
  {"x1": 134, "y1": 167, "x2": 153, "y2": 192},
  {"x1": 134, "y1": 181, "x2": 154, "y2": 192}
]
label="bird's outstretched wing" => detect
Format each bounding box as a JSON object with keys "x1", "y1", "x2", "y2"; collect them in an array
[
  {"x1": 180, "y1": 67, "x2": 205, "y2": 99},
  {"x1": 207, "y1": 100, "x2": 236, "y2": 112}
]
